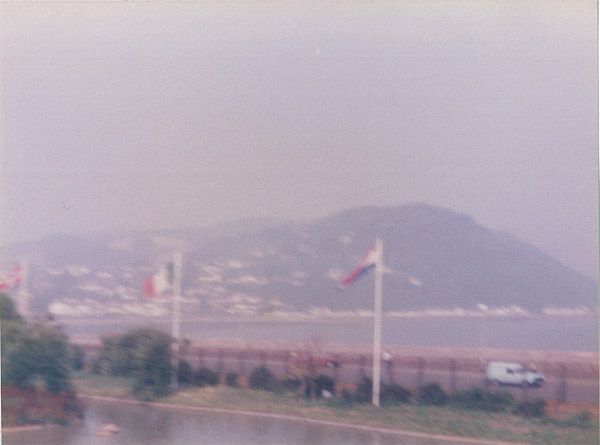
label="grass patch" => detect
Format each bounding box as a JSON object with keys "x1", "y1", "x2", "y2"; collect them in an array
[
  {"x1": 72, "y1": 371, "x2": 133, "y2": 399},
  {"x1": 73, "y1": 372, "x2": 599, "y2": 445}
]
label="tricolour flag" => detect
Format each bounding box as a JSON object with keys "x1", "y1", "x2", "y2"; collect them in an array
[
  {"x1": 143, "y1": 263, "x2": 174, "y2": 297},
  {"x1": 338, "y1": 245, "x2": 380, "y2": 290},
  {"x1": 0, "y1": 264, "x2": 24, "y2": 291},
  {"x1": 11, "y1": 265, "x2": 23, "y2": 286}
]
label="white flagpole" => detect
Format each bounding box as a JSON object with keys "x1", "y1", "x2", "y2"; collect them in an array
[
  {"x1": 172, "y1": 251, "x2": 183, "y2": 388},
  {"x1": 372, "y1": 238, "x2": 383, "y2": 407}
]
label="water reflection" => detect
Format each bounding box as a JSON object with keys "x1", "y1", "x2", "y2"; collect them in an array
[{"x1": 4, "y1": 399, "x2": 472, "y2": 445}]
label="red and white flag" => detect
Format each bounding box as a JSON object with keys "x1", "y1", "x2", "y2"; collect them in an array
[
  {"x1": 143, "y1": 263, "x2": 174, "y2": 297},
  {"x1": 11, "y1": 264, "x2": 23, "y2": 286},
  {"x1": 0, "y1": 275, "x2": 11, "y2": 290},
  {"x1": 338, "y1": 245, "x2": 380, "y2": 290},
  {"x1": 0, "y1": 264, "x2": 24, "y2": 291}
]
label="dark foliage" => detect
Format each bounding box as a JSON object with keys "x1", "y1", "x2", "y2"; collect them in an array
[
  {"x1": 354, "y1": 377, "x2": 372, "y2": 403},
  {"x1": 303, "y1": 374, "x2": 336, "y2": 399},
  {"x1": 0, "y1": 294, "x2": 23, "y2": 322},
  {"x1": 249, "y1": 366, "x2": 277, "y2": 391},
  {"x1": 2, "y1": 320, "x2": 71, "y2": 394},
  {"x1": 193, "y1": 368, "x2": 218, "y2": 387},
  {"x1": 513, "y1": 399, "x2": 545, "y2": 417},
  {"x1": 69, "y1": 345, "x2": 85, "y2": 370},
  {"x1": 177, "y1": 360, "x2": 194, "y2": 386},
  {"x1": 0, "y1": 295, "x2": 81, "y2": 426},
  {"x1": 382, "y1": 383, "x2": 412, "y2": 404},
  {"x1": 280, "y1": 376, "x2": 302, "y2": 392},
  {"x1": 418, "y1": 383, "x2": 448, "y2": 406},
  {"x1": 225, "y1": 372, "x2": 239, "y2": 387},
  {"x1": 340, "y1": 388, "x2": 355, "y2": 404},
  {"x1": 95, "y1": 328, "x2": 173, "y2": 400},
  {"x1": 450, "y1": 388, "x2": 514, "y2": 412}
]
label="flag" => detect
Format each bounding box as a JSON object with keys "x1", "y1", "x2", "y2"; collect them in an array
[
  {"x1": 338, "y1": 245, "x2": 380, "y2": 290},
  {"x1": 0, "y1": 275, "x2": 11, "y2": 290},
  {"x1": 11, "y1": 265, "x2": 23, "y2": 286},
  {"x1": 143, "y1": 263, "x2": 174, "y2": 297},
  {"x1": 0, "y1": 264, "x2": 24, "y2": 291}
]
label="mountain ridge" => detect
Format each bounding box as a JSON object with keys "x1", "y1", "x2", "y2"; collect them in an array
[{"x1": 1, "y1": 203, "x2": 596, "y2": 317}]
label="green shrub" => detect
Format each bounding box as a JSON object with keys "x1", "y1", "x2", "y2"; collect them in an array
[
  {"x1": 93, "y1": 328, "x2": 173, "y2": 399},
  {"x1": 451, "y1": 388, "x2": 514, "y2": 412},
  {"x1": 354, "y1": 377, "x2": 372, "y2": 403},
  {"x1": 193, "y1": 368, "x2": 218, "y2": 387},
  {"x1": 225, "y1": 372, "x2": 239, "y2": 387},
  {"x1": 513, "y1": 399, "x2": 545, "y2": 417},
  {"x1": 248, "y1": 366, "x2": 277, "y2": 391},
  {"x1": 305, "y1": 374, "x2": 335, "y2": 399},
  {"x1": 69, "y1": 345, "x2": 85, "y2": 370},
  {"x1": 418, "y1": 383, "x2": 447, "y2": 405},
  {"x1": 340, "y1": 388, "x2": 355, "y2": 404},
  {"x1": 177, "y1": 360, "x2": 194, "y2": 386},
  {"x1": 280, "y1": 377, "x2": 301, "y2": 392},
  {"x1": 382, "y1": 383, "x2": 412, "y2": 404}
]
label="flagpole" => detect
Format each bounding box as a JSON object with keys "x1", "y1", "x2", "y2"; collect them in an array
[
  {"x1": 372, "y1": 238, "x2": 383, "y2": 407},
  {"x1": 20, "y1": 262, "x2": 30, "y2": 320},
  {"x1": 172, "y1": 251, "x2": 183, "y2": 388}
]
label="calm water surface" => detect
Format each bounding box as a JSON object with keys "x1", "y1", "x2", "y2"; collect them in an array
[{"x1": 4, "y1": 399, "x2": 474, "y2": 445}]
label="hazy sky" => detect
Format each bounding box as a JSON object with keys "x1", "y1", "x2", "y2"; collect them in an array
[{"x1": 1, "y1": 1, "x2": 598, "y2": 278}]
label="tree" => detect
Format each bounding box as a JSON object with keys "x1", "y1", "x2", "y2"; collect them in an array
[
  {"x1": 95, "y1": 328, "x2": 173, "y2": 400},
  {"x1": 0, "y1": 293, "x2": 23, "y2": 322},
  {"x1": 249, "y1": 366, "x2": 277, "y2": 391},
  {"x1": 1, "y1": 295, "x2": 71, "y2": 394},
  {"x1": 69, "y1": 344, "x2": 85, "y2": 370}
]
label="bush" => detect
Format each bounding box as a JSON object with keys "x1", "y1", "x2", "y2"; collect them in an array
[
  {"x1": 193, "y1": 368, "x2": 218, "y2": 387},
  {"x1": 91, "y1": 358, "x2": 102, "y2": 375},
  {"x1": 249, "y1": 366, "x2": 277, "y2": 391},
  {"x1": 177, "y1": 360, "x2": 194, "y2": 386},
  {"x1": 451, "y1": 388, "x2": 514, "y2": 412},
  {"x1": 354, "y1": 377, "x2": 372, "y2": 403},
  {"x1": 418, "y1": 383, "x2": 447, "y2": 405},
  {"x1": 339, "y1": 380, "x2": 411, "y2": 405},
  {"x1": 225, "y1": 372, "x2": 239, "y2": 387},
  {"x1": 382, "y1": 383, "x2": 412, "y2": 404},
  {"x1": 513, "y1": 399, "x2": 545, "y2": 417},
  {"x1": 3, "y1": 321, "x2": 72, "y2": 394},
  {"x1": 94, "y1": 328, "x2": 173, "y2": 399},
  {"x1": 69, "y1": 345, "x2": 85, "y2": 371},
  {"x1": 340, "y1": 388, "x2": 355, "y2": 404},
  {"x1": 304, "y1": 374, "x2": 335, "y2": 399},
  {"x1": 0, "y1": 294, "x2": 23, "y2": 321},
  {"x1": 280, "y1": 377, "x2": 301, "y2": 392}
]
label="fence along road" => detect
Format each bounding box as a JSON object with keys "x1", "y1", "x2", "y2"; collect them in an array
[{"x1": 79, "y1": 342, "x2": 599, "y2": 405}]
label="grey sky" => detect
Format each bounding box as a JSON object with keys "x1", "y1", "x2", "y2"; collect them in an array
[{"x1": 1, "y1": 1, "x2": 598, "y2": 278}]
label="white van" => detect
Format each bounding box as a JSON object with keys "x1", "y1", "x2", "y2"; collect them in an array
[{"x1": 485, "y1": 361, "x2": 544, "y2": 387}]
